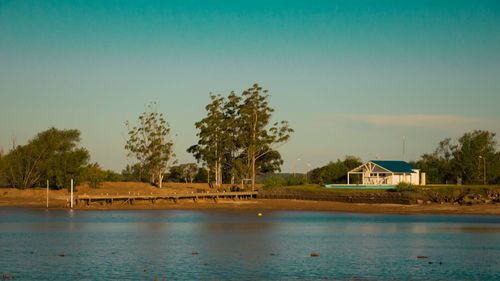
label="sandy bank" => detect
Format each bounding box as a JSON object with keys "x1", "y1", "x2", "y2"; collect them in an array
[{"x1": 0, "y1": 183, "x2": 499, "y2": 215}]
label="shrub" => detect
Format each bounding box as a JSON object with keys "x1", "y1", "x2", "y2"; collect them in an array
[
  {"x1": 394, "y1": 182, "x2": 421, "y2": 192},
  {"x1": 81, "y1": 163, "x2": 106, "y2": 188},
  {"x1": 263, "y1": 176, "x2": 287, "y2": 189},
  {"x1": 288, "y1": 176, "x2": 307, "y2": 186}
]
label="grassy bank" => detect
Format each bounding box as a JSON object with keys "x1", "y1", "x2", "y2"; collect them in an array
[
  {"x1": 281, "y1": 184, "x2": 388, "y2": 193},
  {"x1": 261, "y1": 184, "x2": 500, "y2": 205}
]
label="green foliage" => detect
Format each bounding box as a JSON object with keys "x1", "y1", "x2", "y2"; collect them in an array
[
  {"x1": 263, "y1": 176, "x2": 287, "y2": 189},
  {"x1": 239, "y1": 84, "x2": 294, "y2": 189},
  {"x1": 0, "y1": 149, "x2": 6, "y2": 186},
  {"x1": 81, "y1": 163, "x2": 106, "y2": 188},
  {"x1": 46, "y1": 148, "x2": 89, "y2": 189},
  {"x1": 414, "y1": 130, "x2": 500, "y2": 184},
  {"x1": 3, "y1": 128, "x2": 90, "y2": 189},
  {"x1": 190, "y1": 93, "x2": 228, "y2": 187},
  {"x1": 102, "y1": 170, "x2": 121, "y2": 182},
  {"x1": 287, "y1": 176, "x2": 307, "y2": 186},
  {"x1": 168, "y1": 163, "x2": 199, "y2": 183},
  {"x1": 121, "y1": 163, "x2": 150, "y2": 182},
  {"x1": 189, "y1": 84, "x2": 293, "y2": 189},
  {"x1": 257, "y1": 150, "x2": 283, "y2": 174},
  {"x1": 309, "y1": 156, "x2": 362, "y2": 184},
  {"x1": 193, "y1": 167, "x2": 209, "y2": 183},
  {"x1": 394, "y1": 182, "x2": 421, "y2": 193},
  {"x1": 285, "y1": 185, "x2": 387, "y2": 193},
  {"x1": 125, "y1": 102, "x2": 175, "y2": 188}
]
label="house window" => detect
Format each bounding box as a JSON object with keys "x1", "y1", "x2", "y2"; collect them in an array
[{"x1": 370, "y1": 173, "x2": 377, "y2": 177}]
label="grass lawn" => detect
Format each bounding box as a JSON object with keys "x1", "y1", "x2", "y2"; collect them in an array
[
  {"x1": 281, "y1": 184, "x2": 389, "y2": 193},
  {"x1": 267, "y1": 184, "x2": 500, "y2": 194}
]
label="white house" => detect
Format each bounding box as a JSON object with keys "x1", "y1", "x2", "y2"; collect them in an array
[{"x1": 347, "y1": 160, "x2": 420, "y2": 185}]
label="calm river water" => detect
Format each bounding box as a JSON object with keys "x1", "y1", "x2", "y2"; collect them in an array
[{"x1": 0, "y1": 208, "x2": 499, "y2": 280}]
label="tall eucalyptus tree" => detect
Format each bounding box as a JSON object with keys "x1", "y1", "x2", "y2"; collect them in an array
[
  {"x1": 125, "y1": 102, "x2": 174, "y2": 188},
  {"x1": 238, "y1": 84, "x2": 294, "y2": 189},
  {"x1": 190, "y1": 84, "x2": 293, "y2": 190}
]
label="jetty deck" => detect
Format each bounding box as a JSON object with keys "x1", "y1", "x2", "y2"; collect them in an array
[{"x1": 75, "y1": 191, "x2": 258, "y2": 206}]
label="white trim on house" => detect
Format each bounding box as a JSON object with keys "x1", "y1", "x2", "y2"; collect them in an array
[{"x1": 347, "y1": 161, "x2": 420, "y2": 185}]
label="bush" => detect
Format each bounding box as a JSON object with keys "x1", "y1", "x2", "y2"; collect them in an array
[
  {"x1": 263, "y1": 176, "x2": 287, "y2": 189},
  {"x1": 81, "y1": 163, "x2": 106, "y2": 188},
  {"x1": 288, "y1": 176, "x2": 307, "y2": 186},
  {"x1": 394, "y1": 182, "x2": 421, "y2": 192},
  {"x1": 103, "y1": 170, "x2": 121, "y2": 182}
]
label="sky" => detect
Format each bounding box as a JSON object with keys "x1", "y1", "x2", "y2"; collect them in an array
[{"x1": 1, "y1": 0, "x2": 499, "y2": 173}]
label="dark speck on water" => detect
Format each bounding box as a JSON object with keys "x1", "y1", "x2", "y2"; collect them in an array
[{"x1": 0, "y1": 208, "x2": 499, "y2": 280}]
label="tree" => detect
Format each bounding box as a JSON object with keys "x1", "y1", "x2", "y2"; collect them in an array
[
  {"x1": 167, "y1": 165, "x2": 185, "y2": 182},
  {"x1": 255, "y1": 149, "x2": 283, "y2": 174},
  {"x1": 167, "y1": 164, "x2": 198, "y2": 183},
  {"x1": 414, "y1": 130, "x2": 499, "y2": 184},
  {"x1": 191, "y1": 94, "x2": 226, "y2": 187},
  {"x1": 309, "y1": 156, "x2": 362, "y2": 184},
  {"x1": 183, "y1": 163, "x2": 198, "y2": 183},
  {"x1": 0, "y1": 148, "x2": 7, "y2": 186},
  {"x1": 81, "y1": 163, "x2": 106, "y2": 188},
  {"x1": 121, "y1": 163, "x2": 150, "y2": 182},
  {"x1": 454, "y1": 130, "x2": 497, "y2": 184},
  {"x1": 125, "y1": 102, "x2": 175, "y2": 188},
  {"x1": 190, "y1": 84, "x2": 293, "y2": 189},
  {"x1": 3, "y1": 128, "x2": 90, "y2": 189},
  {"x1": 237, "y1": 84, "x2": 294, "y2": 190},
  {"x1": 193, "y1": 167, "x2": 209, "y2": 183}
]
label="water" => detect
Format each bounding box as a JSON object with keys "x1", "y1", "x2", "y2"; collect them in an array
[{"x1": 0, "y1": 208, "x2": 499, "y2": 280}]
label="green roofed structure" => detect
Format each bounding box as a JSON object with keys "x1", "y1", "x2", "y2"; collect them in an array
[{"x1": 347, "y1": 160, "x2": 421, "y2": 185}]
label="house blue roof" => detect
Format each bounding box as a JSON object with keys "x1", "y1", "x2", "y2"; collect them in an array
[{"x1": 370, "y1": 160, "x2": 419, "y2": 173}]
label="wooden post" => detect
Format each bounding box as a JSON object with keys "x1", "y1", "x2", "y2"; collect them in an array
[{"x1": 70, "y1": 179, "x2": 74, "y2": 209}]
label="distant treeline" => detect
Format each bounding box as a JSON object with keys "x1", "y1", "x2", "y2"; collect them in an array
[
  {"x1": 263, "y1": 130, "x2": 500, "y2": 186},
  {"x1": 410, "y1": 130, "x2": 500, "y2": 185}
]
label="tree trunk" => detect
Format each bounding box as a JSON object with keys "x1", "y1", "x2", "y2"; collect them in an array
[
  {"x1": 251, "y1": 156, "x2": 256, "y2": 190},
  {"x1": 218, "y1": 158, "x2": 222, "y2": 188},
  {"x1": 158, "y1": 173, "x2": 163, "y2": 188},
  {"x1": 250, "y1": 111, "x2": 257, "y2": 191},
  {"x1": 215, "y1": 162, "x2": 218, "y2": 188}
]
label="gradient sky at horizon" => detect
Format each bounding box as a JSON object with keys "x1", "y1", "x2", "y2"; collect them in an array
[{"x1": 1, "y1": 0, "x2": 499, "y2": 172}]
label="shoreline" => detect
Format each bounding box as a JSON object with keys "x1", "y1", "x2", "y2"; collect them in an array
[
  {"x1": 1, "y1": 199, "x2": 500, "y2": 215},
  {"x1": 1, "y1": 184, "x2": 499, "y2": 216}
]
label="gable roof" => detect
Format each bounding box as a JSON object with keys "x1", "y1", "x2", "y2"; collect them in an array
[{"x1": 370, "y1": 160, "x2": 419, "y2": 173}]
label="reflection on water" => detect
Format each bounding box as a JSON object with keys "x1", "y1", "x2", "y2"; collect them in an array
[{"x1": 0, "y1": 208, "x2": 499, "y2": 280}]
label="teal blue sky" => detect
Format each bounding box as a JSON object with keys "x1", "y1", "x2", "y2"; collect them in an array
[{"x1": 1, "y1": 0, "x2": 499, "y2": 172}]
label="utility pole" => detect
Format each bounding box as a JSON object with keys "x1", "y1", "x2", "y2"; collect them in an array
[{"x1": 293, "y1": 158, "x2": 301, "y2": 177}]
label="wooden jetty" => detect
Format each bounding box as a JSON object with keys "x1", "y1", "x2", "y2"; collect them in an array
[{"x1": 75, "y1": 191, "x2": 258, "y2": 206}]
